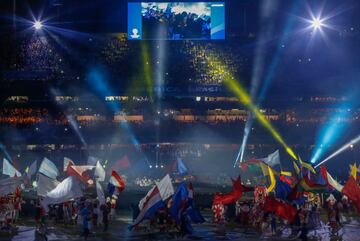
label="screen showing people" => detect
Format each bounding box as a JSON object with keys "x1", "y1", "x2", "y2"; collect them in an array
[{"x1": 128, "y1": 2, "x2": 225, "y2": 40}]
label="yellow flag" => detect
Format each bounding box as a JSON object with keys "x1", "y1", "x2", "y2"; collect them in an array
[
  {"x1": 280, "y1": 171, "x2": 292, "y2": 176},
  {"x1": 293, "y1": 161, "x2": 300, "y2": 175},
  {"x1": 350, "y1": 163, "x2": 357, "y2": 179},
  {"x1": 267, "y1": 166, "x2": 276, "y2": 192},
  {"x1": 299, "y1": 156, "x2": 316, "y2": 174},
  {"x1": 260, "y1": 162, "x2": 270, "y2": 176}
]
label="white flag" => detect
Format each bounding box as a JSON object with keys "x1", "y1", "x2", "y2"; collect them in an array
[
  {"x1": 37, "y1": 173, "x2": 60, "y2": 197},
  {"x1": 96, "y1": 181, "x2": 106, "y2": 205},
  {"x1": 155, "y1": 174, "x2": 174, "y2": 201},
  {"x1": 261, "y1": 150, "x2": 280, "y2": 167},
  {"x1": 39, "y1": 157, "x2": 59, "y2": 179},
  {"x1": 2, "y1": 158, "x2": 21, "y2": 177},
  {"x1": 95, "y1": 161, "x2": 105, "y2": 182},
  {"x1": 42, "y1": 176, "x2": 83, "y2": 206}
]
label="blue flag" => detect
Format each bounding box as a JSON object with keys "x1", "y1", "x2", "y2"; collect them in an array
[
  {"x1": 187, "y1": 183, "x2": 205, "y2": 223},
  {"x1": 170, "y1": 182, "x2": 189, "y2": 223},
  {"x1": 186, "y1": 207, "x2": 205, "y2": 224},
  {"x1": 176, "y1": 157, "x2": 188, "y2": 175},
  {"x1": 107, "y1": 182, "x2": 115, "y2": 196},
  {"x1": 275, "y1": 177, "x2": 292, "y2": 201}
]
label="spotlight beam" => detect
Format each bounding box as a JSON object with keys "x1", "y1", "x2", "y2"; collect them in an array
[
  {"x1": 234, "y1": 0, "x2": 299, "y2": 167},
  {"x1": 50, "y1": 88, "x2": 87, "y2": 146},
  {"x1": 310, "y1": 101, "x2": 353, "y2": 164},
  {"x1": 206, "y1": 56, "x2": 297, "y2": 160},
  {"x1": 314, "y1": 134, "x2": 360, "y2": 168},
  {"x1": 234, "y1": 0, "x2": 279, "y2": 167}
]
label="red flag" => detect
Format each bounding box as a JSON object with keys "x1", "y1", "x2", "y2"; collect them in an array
[
  {"x1": 280, "y1": 174, "x2": 295, "y2": 186},
  {"x1": 213, "y1": 176, "x2": 253, "y2": 205},
  {"x1": 112, "y1": 155, "x2": 131, "y2": 171},
  {"x1": 67, "y1": 165, "x2": 95, "y2": 184},
  {"x1": 264, "y1": 196, "x2": 297, "y2": 223},
  {"x1": 342, "y1": 176, "x2": 360, "y2": 213}
]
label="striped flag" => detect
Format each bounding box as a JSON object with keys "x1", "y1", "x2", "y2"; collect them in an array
[
  {"x1": 129, "y1": 186, "x2": 164, "y2": 230},
  {"x1": 320, "y1": 166, "x2": 343, "y2": 192},
  {"x1": 39, "y1": 158, "x2": 59, "y2": 180},
  {"x1": 108, "y1": 170, "x2": 125, "y2": 195}
]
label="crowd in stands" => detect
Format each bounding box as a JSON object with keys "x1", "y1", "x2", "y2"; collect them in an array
[
  {"x1": 3, "y1": 32, "x2": 248, "y2": 86},
  {"x1": 142, "y1": 5, "x2": 211, "y2": 39}
]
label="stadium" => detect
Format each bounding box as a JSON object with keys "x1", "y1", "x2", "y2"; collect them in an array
[{"x1": 0, "y1": 0, "x2": 359, "y2": 240}]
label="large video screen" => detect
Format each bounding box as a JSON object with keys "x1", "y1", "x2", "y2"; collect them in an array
[{"x1": 128, "y1": 2, "x2": 225, "y2": 40}]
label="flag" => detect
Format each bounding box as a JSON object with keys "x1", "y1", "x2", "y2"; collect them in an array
[
  {"x1": 298, "y1": 157, "x2": 316, "y2": 174},
  {"x1": 42, "y1": 176, "x2": 83, "y2": 209},
  {"x1": 261, "y1": 150, "x2": 280, "y2": 167},
  {"x1": 87, "y1": 156, "x2": 99, "y2": 166},
  {"x1": 326, "y1": 171, "x2": 343, "y2": 192},
  {"x1": 280, "y1": 171, "x2": 292, "y2": 176},
  {"x1": 170, "y1": 182, "x2": 189, "y2": 223},
  {"x1": 95, "y1": 161, "x2": 105, "y2": 182},
  {"x1": 67, "y1": 165, "x2": 95, "y2": 183},
  {"x1": 39, "y1": 157, "x2": 59, "y2": 180},
  {"x1": 37, "y1": 173, "x2": 60, "y2": 197},
  {"x1": 350, "y1": 163, "x2": 357, "y2": 179},
  {"x1": 213, "y1": 176, "x2": 253, "y2": 205},
  {"x1": 96, "y1": 181, "x2": 106, "y2": 205},
  {"x1": 279, "y1": 173, "x2": 295, "y2": 186},
  {"x1": 264, "y1": 197, "x2": 297, "y2": 222},
  {"x1": 112, "y1": 155, "x2": 131, "y2": 171},
  {"x1": 293, "y1": 161, "x2": 301, "y2": 176},
  {"x1": 342, "y1": 175, "x2": 360, "y2": 213},
  {"x1": 129, "y1": 186, "x2": 165, "y2": 230},
  {"x1": 155, "y1": 174, "x2": 174, "y2": 201},
  {"x1": 0, "y1": 177, "x2": 24, "y2": 196},
  {"x1": 27, "y1": 160, "x2": 37, "y2": 178},
  {"x1": 186, "y1": 183, "x2": 205, "y2": 223},
  {"x1": 138, "y1": 186, "x2": 156, "y2": 210},
  {"x1": 175, "y1": 157, "x2": 188, "y2": 175},
  {"x1": 267, "y1": 165, "x2": 276, "y2": 192},
  {"x1": 287, "y1": 184, "x2": 306, "y2": 206},
  {"x1": 108, "y1": 170, "x2": 125, "y2": 195},
  {"x1": 274, "y1": 177, "x2": 292, "y2": 201},
  {"x1": 3, "y1": 158, "x2": 22, "y2": 177},
  {"x1": 298, "y1": 176, "x2": 328, "y2": 193},
  {"x1": 63, "y1": 157, "x2": 74, "y2": 172}
]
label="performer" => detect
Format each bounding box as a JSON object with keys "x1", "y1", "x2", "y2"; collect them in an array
[
  {"x1": 212, "y1": 202, "x2": 225, "y2": 224},
  {"x1": 326, "y1": 194, "x2": 339, "y2": 233}
]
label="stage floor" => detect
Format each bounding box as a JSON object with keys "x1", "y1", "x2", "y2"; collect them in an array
[{"x1": 4, "y1": 213, "x2": 360, "y2": 241}]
